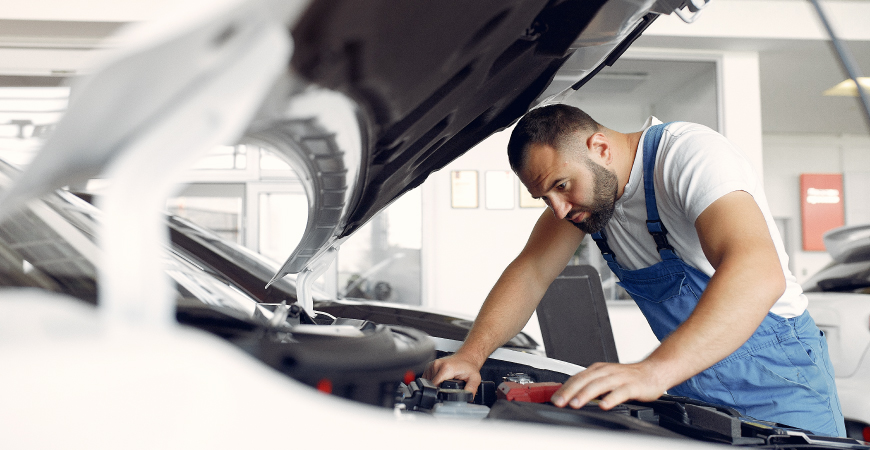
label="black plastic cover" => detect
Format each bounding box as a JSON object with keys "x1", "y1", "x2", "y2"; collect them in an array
[
  {"x1": 242, "y1": 325, "x2": 435, "y2": 407},
  {"x1": 535, "y1": 264, "x2": 619, "y2": 366}
]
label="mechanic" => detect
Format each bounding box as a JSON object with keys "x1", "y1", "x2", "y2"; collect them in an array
[{"x1": 424, "y1": 104, "x2": 846, "y2": 437}]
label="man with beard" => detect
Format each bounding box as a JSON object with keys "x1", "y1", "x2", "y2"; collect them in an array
[{"x1": 425, "y1": 104, "x2": 845, "y2": 437}]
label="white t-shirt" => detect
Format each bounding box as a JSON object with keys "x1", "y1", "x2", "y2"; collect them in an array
[{"x1": 602, "y1": 117, "x2": 806, "y2": 318}]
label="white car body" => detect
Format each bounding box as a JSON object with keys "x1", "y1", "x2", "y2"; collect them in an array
[
  {"x1": 806, "y1": 292, "x2": 870, "y2": 429},
  {"x1": 804, "y1": 224, "x2": 870, "y2": 435}
]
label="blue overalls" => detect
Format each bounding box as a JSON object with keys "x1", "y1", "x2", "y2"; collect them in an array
[{"x1": 590, "y1": 123, "x2": 846, "y2": 437}]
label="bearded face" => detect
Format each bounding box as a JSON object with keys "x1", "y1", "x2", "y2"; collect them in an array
[
  {"x1": 569, "y1": 157, "x2": 618, "y2": 234},
  {"x1": 516, "y1": 136, "x2": 620, "y2": 235}
]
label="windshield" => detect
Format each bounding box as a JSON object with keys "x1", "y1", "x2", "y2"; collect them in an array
[
  {"x1": 0, "y1": 166, "x2": 100, "y2": 303},
  {"x1": 167, "y1": 214, "x2": 329, "y2": 303},
  {"x1": 0, "y1": 160, "x2": 264, "y2": 323}
]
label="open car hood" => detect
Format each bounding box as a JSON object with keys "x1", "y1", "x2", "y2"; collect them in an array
[
  {"x1": 0, "y1": 0, "x2": 703, "y2": 291},
  {"x1": 261, "y1": 0, "x2": 697, "y2": 281},
  {"x1": 0, "y1": 0, "x2": 703, "y2": 297}
]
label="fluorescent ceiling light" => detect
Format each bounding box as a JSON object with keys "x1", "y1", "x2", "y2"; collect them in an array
[{"x1": 823, "y1": 77, "x2": 870, "y2": 97}]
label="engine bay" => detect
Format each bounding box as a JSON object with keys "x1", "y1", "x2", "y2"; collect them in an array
[
  {"x1": 395, "y1": 355, "x2": 869, "y2": 449},
  {"x1": 169, "y1": 297, "x2": 870, "y2": 449}
]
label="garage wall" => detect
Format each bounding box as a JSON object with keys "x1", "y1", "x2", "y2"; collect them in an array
[
  {"x1": 718, "y1": 51, "x2": 765, "y2": 178},
  {"x1": 763, "y1": 133, "x2": 870, "y2": 281},
  {"x1": 653, "y1": 61, "x2": 718, "y2": 132},
  {"x1": 576, "y1": 103, "x2": 650, "y2": 134},
  {"x1": 420, "y1": 126, "x2": 547, "y2": 342}
]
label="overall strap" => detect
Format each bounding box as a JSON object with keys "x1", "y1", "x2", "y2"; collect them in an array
[
  {"x1": 643, "y1": 122, "x2": 679, "y2": 260},
  {"x1": 591, "y1": 122, "x2": 681, "y2": 263},
  {"x1": 591, "y1": 229, "x2": 617, "y2": 263}
]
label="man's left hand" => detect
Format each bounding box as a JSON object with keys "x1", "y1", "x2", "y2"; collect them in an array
[{"x1": 551, "y1": 361, "x2": 668, "y2": 409}]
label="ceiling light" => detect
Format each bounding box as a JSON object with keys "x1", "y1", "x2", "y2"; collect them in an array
[{"x1": 823, "y1": 77, "x2": 870, "y2": 97}]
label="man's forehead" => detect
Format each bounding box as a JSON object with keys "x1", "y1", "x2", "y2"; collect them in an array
[{"x1": 519, "y1": 142, "x2": 563, "y2": 195}]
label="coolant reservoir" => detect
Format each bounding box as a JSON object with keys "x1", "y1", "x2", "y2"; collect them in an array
[{"x1": 431, "y1": 389, "x2": 490, "y2": 420}]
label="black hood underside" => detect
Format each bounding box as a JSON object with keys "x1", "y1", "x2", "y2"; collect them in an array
[{"x1": 291, "y1": 0, "x2": 610, "y2": 236}]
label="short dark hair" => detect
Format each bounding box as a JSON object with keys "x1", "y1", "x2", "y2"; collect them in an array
[{"x1": 507, "y1": 104, "x2": 600, "y2": 172}]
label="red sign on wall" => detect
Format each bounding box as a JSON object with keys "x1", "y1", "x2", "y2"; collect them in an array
[{"x1": 800, "y1": 173, "x2": 844, "y2": 251}]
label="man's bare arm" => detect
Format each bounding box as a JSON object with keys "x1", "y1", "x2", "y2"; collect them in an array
[
  {"x1": 424, "y1": 210, "x2": 584, "y2": 392},
  {"x1": 551, "y1": 190, "x2": 786, "y2": 408}
]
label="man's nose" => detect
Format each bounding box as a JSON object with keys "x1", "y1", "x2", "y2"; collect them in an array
[{"x1": 551, "y1": 197, "x2": 571, "y2": 220}]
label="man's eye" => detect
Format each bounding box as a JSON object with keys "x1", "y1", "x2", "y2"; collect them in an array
[{"x1": 557, "y1": 182, "x2": 567, "y2": 190}]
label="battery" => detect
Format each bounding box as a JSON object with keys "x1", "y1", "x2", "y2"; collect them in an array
[{"x1": 496, "y1": 381, "x2": 563, "y2": 403}]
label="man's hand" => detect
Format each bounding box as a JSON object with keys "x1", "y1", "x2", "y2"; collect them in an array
[
  {"x1": 551, "y1": 361, "x2": 668, "y2": 410},
  {"x1": 423, "y1": 354, "x2": 483, "y2": 395}
]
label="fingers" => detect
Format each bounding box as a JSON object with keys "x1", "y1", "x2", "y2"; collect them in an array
[
  {"x1": 423, "y1": 355, "x2": 482, "y2": 394},
  {"x1": 422, "y1": 360, "x2": 439, "y2": 381},
  {"x1": 551, "y1": 363, "x2": 613, "y2": 408},
  {"x1": 599, "y1": 388, "x2": 632, "y2": 410},
  {"x1": 463, "y1": 372, "x2": 482, "y2": 396},
  {"x1": 425, "y1": 359, "x2": 455, "y2": 385},
  {"x1": 551, "y1": 362, "x2": 663, "y2": 410}
]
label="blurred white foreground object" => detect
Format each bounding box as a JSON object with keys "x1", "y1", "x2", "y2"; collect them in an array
[{"x1": 0, "y1": 0, "x2": 292, "y2": 328}]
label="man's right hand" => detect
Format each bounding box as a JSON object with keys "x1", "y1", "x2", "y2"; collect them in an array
[{"x1": 423, "y1": 353, "x2": 483, "y2": 395}]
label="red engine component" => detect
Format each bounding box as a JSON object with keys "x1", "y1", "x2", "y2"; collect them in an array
[{"x1": 496, "y1": 381, "x2": 563, "y2": 403}]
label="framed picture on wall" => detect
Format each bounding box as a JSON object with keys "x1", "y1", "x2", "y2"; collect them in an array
[
  {"x1": 485, "y1": 170, "x2": 514, "y2": 210},
  {"x1": 450, "y1": 170, "x2": 478, "y2": 208}
]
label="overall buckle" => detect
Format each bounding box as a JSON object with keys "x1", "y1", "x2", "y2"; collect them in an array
[{"x1": 646, "y1": 220, "x2": 675, "y2": 252}]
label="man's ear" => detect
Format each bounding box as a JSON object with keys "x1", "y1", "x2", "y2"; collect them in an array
[{"x1": 586, "y1": 132, "x2": 611, "y2": 164}]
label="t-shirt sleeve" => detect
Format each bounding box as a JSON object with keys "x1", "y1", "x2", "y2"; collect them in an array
[{"x1": 659, "y1": 126, "x2": 758, "y2": 224}]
